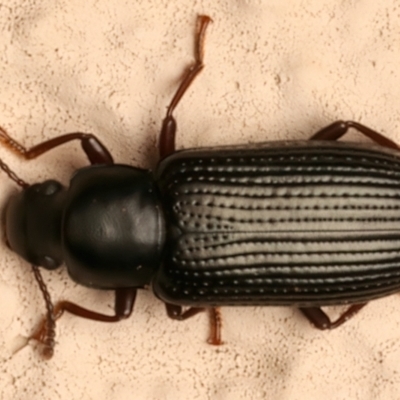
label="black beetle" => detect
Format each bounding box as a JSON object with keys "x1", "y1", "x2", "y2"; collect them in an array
[{"x1": 3, "y1": 15, "x2": 400, "y2": 359}]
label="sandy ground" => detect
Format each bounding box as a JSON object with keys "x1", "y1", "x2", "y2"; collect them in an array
[{"x1": 1, "y1": 1, "x2": 400, "y2": 399}]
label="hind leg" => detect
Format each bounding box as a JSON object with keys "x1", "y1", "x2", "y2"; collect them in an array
[
  {"x1": 309, "y1": 120, "x2": 398, "y2": 149},
  {"x1": 299, "y1": 303, "x2": 367, "y2": 330}
]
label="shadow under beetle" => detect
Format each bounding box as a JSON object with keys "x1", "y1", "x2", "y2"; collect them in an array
[{"x1": 2, "y1": 15, "x2": 400, "y2": 359}]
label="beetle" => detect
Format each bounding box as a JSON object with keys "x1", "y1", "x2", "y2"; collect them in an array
[{"x1": 2, "y1": 15, "x2": 400, "y2": 359}]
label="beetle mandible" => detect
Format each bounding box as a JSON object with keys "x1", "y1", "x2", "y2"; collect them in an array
[{"x1": 2, "y1": 15, "x2": 400, "y2": 359}]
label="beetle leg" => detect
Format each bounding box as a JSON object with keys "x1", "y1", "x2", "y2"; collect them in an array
[
  {"x1": 30, "y1": 288, "x2": 136, "y2": 355},
  {"x1": 207, "y1": 306, "x2": 223, "y2": 345},
  {"x1": 299, "y1": 303, "x2": 367, "y2": 330},
  {"x1": 165, "y1": 304, "x2": 223, "y2": 345},
  {"x1": 309, "y1": 120, "x2": 399, "y2": 150},
  {"x1": 159, "y1": 15, "x2": 212, "y2": 159},
  {"x1": 0, "y1": 125, "x2": 113, "y2": 165},
  {"x1": 165, "y1": 303, "x2": 205, "y2": 320}
]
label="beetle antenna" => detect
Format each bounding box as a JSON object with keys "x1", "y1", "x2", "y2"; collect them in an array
[
  {"x1": 31, "y1": 264, "x2": 56, "y2": 359},
  {"x1": 0, "y1": 126, "x2": 28, "y2": 188},
  {"x1": 0, "y1": 158, "x2": 28, "y2": 188}
]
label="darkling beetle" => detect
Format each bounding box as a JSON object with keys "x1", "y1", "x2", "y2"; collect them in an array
[{"x1": 2, "y1": 15, "x2": 400, "y2": 359}]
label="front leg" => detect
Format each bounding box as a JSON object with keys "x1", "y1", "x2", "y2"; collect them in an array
[
  {"x1": 0, "y1": 125, "x2": 113, "y2": 165},
  {"x1": 30, "y1": 269, "x2": 137, "y2": 360}
]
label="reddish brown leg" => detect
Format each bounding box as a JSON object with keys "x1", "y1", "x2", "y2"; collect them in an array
[
  {"x1": 159, "y1": 15, "x2": 212, "y2": 159},
  {"x1": 165, "y1": 304, "x2": 223, "y2": 345},
  {"x1": 207, "y1": 307, "x2": 223, "y2": 345},
  {"x1": 299, "y1": 303, "x2": 367, "y2": 330},
  {"x1": 309, "y1": 120, "x2": 399, "y2": 150},
  {"x1": 30, "y1": 287, "x2": 137, "y2": 358},
  {"x1": 0, "y1": 125, "x2": 113, "y2": 165},
  {"x1": 165, "y1": 303, "x2": 205, "y2": 320}
]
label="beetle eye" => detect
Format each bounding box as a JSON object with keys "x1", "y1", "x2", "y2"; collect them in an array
[
  {"x1": 38, "y1": 255, "x2": 61, "y2": 270},
  {"x1": 39, "y1": 180, "x2": 63, "y2": 196}
]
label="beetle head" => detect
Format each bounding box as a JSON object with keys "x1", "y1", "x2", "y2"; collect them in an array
[{"x1": 5, "y1": 179, "x2": 66, "y2": 269}]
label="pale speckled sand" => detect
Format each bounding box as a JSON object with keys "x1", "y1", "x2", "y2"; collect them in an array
[{"x1": 1, "y1": 1, "x2": 400, "y2": 399}]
